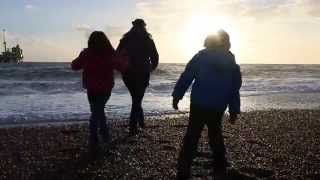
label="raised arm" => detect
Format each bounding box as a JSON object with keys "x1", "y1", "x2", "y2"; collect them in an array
[
  {"x1": 71, "y1": 50, "x2": 86, "y2": 71},
  {"x1": 172, "y1": 56, "x2": 198, "y2": 100}
]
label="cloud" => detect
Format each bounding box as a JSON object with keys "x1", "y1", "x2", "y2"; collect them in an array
[
  {"x1": 135, "y1": 0, "x2": 319, "y2": 20},
  {"x1": 105, "y1": 25, "x2": 126, "y2": 37},
  {"x1": 73, "y1": 24, "x2": 94, "y2": 38},
  {"x1": 133, "y1": 0, "x2": 320, "y2": 63},
  {"x1": 104, "y1": 25, "x2": 128, "y2": 47},
  {"x1": 4, "y1": 32, "x2": 75, "y2": 61},
  {"x1": 24, "y1": 3, "x2": 38, "y2": 13},
  {"x1": 73, "y1": 24, "x2": 126, "y2": 39},
  {"x1": 300, "y1": 0, "x2": 320, "y2": 17},
  {"x1": 25, "y1": 4, "x2": 33, "y2": 9},
  {"x1": 74, "y1": 25, "x2": 92, "y2": 32},
  {"x1": 71, "y1": 24, "x2": 127, "y2": 48}
]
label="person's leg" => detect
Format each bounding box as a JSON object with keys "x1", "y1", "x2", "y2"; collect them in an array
[
  {"x1": 176, "y1": 105, "x2": 205, "y2": 179},
  {"x1": 98, "y1": 92, "x2": 111, "y2": 143},
  {"x1": 134, "y1": 86, "x2": 147, "y2": 128},
  {"x1": 87, "y1": 93, "x2": 99, "y2": 147},
  {"x1": 136, "y1": 73, "x2": 150, "y2": 128},
  {"x1": 206, "y1": 111, "x2": 227, "y2": 177},
  {"x1": 127, "y1": 86, "x2": 145, "y2": 134},
  {"x1": 122, "y1": 74, "x2": 139, "y2": 134},
  {"x1": 123, "y1": 72, "x2": 150, "y2": 134}
]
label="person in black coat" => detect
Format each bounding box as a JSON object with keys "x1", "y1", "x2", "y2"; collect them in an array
[{"x1": 117, "y1": 19, "x2": 159, "y2": 136}]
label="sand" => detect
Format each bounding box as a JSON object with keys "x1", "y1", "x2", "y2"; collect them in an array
[{"x1": 0, "y1": 109, "x2": 320, "y2": 180}]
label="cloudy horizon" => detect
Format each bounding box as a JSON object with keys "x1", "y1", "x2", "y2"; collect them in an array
[{"x1": 1, "y1": 0, "x2": 320, "y2": 64}]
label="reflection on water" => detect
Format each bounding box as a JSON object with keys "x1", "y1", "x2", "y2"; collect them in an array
[{"x1": 1, "y1": 63, "x2": 320, "y2": 124}]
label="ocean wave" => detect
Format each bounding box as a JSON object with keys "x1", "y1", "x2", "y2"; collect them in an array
[
  {"x1": 0, "y1": 80, "x2": 83, "y2": 95},
  {"x1": 1, "y1": 63, "x2": 320, "y2": 125}
]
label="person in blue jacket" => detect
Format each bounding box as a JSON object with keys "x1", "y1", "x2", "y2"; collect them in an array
[{"x1": 172, "y1": 30, "x2": 242, "y2": 180}]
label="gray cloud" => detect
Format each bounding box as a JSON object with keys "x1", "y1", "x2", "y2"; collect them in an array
[
  {"x1": 25, "y1": 4, "x2": 33, "y2": 9},
  {"x1": 73, "y1": 24, "x2": 126, "y2": 38},
  {"x1": 301, "y1": 0, "x2": 320, "y2": 17},
  {"x1": 105, "y1": 25, "x2": 126, "y2": 37},
  {"x1": 74, "y1": 25, "x2": 92, "y2": 32},
  {"x1": 135, "y1": 0, "x2": 319, "y2": 20},
  {"x1": 74, "y1": 25, "x2": 94, "y2": 38},
  {"x1": 5, "y1": 32, "x2": 75, "y2": 61}
]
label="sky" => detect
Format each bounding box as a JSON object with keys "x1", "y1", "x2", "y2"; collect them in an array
[{"x1": 0, "y1": 0, "x2": 319, "y2": 64}]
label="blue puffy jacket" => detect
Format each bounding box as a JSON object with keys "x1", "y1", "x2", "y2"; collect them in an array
[{"x1": 172, "y1": 49, "x2": 242, "y2": 113}]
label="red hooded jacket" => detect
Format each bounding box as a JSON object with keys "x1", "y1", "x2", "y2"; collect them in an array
[{"x1": 71, "y1": 48, "x2": 128, "y2": 94}]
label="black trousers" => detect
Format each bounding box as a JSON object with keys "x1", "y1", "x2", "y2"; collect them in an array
[
  {"x1": 177, "y1": 104, "x2": 227, "y2": 179},
  {"x1": 122, "y1": 72, "x2": 150, "y2": 130},
  {"x1": 87, "y1": 91, "x2": 111, "y2": 144}
]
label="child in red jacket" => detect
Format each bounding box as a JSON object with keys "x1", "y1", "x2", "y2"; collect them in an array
[{"x1": 71, "y1": 31, "x2": 127, "y2": 151}]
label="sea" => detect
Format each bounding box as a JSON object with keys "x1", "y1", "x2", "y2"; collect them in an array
[{"x1": 0, "y1": 62, "x2": 320, "y2": 125}]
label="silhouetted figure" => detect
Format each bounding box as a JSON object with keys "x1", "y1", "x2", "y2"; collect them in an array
[
  {"x1": 172, "y1": 30, "x2": 242, "y2": 180},
  {"x1": 117, "y1": 19, "x2": 159, "y2": 136},
  {"x1": 71, "y1": 31, "x2": 127, "y2": 152}
]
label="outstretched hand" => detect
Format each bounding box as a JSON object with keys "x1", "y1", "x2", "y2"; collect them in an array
[
  {"x1": 229, "y1": 113, "x2": 239, "y2": 124},
  {"x1": 172, "y1": 98, "x2": 180, "y2": 110}
]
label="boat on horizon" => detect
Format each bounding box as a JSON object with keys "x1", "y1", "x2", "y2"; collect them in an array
[{"x1": 0, "y1": 29, "x2": 23, "y2": 63}]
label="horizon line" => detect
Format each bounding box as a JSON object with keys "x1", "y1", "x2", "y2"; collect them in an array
[{"x1": 14, "y1": 61, "x2": 320, "y2": 65}]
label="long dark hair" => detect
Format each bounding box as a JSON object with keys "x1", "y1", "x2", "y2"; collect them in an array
[{"x1": 88, "y1": 31, "x2": 114, "y2": 55}]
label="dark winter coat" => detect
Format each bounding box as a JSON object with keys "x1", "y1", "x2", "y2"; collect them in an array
[
  {"x1": 71, "y1": 48, "x2": 128, "y2": 94},
  {"x1": 172, "y1": 49, "x2": 242, "y2": 114}
]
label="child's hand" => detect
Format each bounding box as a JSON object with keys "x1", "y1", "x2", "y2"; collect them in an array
[
  {"x1": 229, "y1": 113, "x2": 239, "y2": 124},
  {"x1": 172, "y1": 98, "x2": 180, "y2": 110}
]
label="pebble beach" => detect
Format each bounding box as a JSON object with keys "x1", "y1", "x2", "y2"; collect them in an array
[{"x1": 1, "y1": 109, "x2": 320, "y2": 180}]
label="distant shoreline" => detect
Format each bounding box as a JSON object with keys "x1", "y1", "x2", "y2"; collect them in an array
[{"x1": 0, "y1": 111, "x2": 189, "y2": 128}]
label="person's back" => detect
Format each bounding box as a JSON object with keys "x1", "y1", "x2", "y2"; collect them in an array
[
  {"x1": 117, "y1": 19, "x2": 158, "y2": 74},
  {"x1": 71, "y1": 31, "x2": 127, "y2": 154},
  {"x1": 116, "y1": 19, "x2": 159, "y2": 136},
  {"x1": 173, "y1": 30, "x2": 241, "y2": 113},
  {"x1": 119, "y1": 32, "x2": 157, "y2": 72},
  {"x1": 72, "y1": 48, "x2": 117, "y2": 93},
  {"x1": 183, "y1": 49, "x2": 240, "y2": 112},
  {"x1": 173, "y1": 30, "x2": 242, "y2": 180}
]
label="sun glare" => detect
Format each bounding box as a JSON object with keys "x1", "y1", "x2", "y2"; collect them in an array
[{"x1": 179, "y1": 14, "x2": 239, "y2": 58}]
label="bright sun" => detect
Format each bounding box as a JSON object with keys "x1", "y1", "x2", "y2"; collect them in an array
[{"x1": 179, "y1": 14, "x2": 239, "y2": 58}]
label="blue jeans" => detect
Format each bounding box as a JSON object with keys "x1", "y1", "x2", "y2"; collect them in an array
[{"x1": 87, "y1": 91, "x2": 111, "y2": 144}]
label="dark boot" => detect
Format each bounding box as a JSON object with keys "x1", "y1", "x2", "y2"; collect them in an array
[
  {"x1": 213, "y1": 168, "x2": 227, "y2": 180},
  {"x1": 88, "y1": 136, "x2": 99, "y2": 158},
  {"x1": 176, "y1": 171, "x2": 190, "y2": 180}
]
